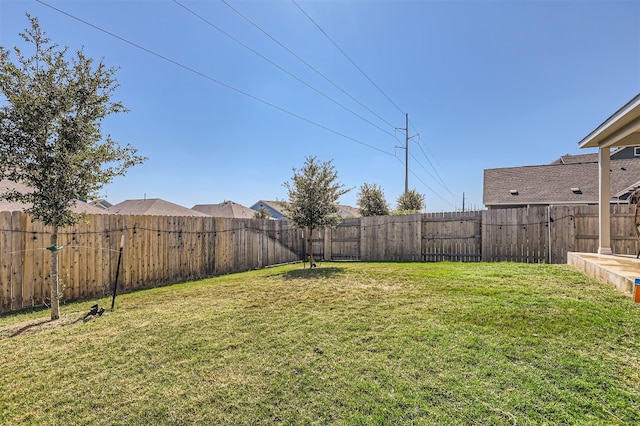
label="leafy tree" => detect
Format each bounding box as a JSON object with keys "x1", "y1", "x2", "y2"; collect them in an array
[
  {"x1": 0, "y1": 16, "x2": 146, "y2": 320},
  {"x1": 395, "y1": 189, "x2": 425, "y2": 214},
  {"x1": 356, "y1": 183, "x2": 390, "y2": 217},
  {"x1": 253, "y1": 205, "x2": 271, "y2": 220},
  {"x1": 283, "y1": 156, "x2": 350, "y2": 265}
]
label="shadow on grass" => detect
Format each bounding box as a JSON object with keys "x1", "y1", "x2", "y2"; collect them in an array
[
  {"x1": 281, "y1": 266, "x2": 346, "y2": 280},
  {"x1": 1, "y1": 311, "x2": 98, "y2": 339},
  {"x1": 8, "y1": 317, "x2": 55, "y2": 337}
]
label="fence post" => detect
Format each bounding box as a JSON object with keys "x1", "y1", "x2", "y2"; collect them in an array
[
  {"x1": 110, "y1": 233, "x2": 125, "y2": 311},
  {"x1": 324, "y1": 228, "x2": 332, "y2": 261}
]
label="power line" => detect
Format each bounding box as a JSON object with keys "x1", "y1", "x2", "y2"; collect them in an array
[
  {"x1": 34, "y1": 0, "x2": 395, "y2": 157},
  {"x1": 292, "y1": 0, "x2": 405, "y2": 117},
  {"x1": 410, "y1": 170, "x2": 456, "y2": 208},
  {"x1": 392, "y1": 155, "x2": 454, "y2": 208},
  {"x1": 290, "y1": 1, "x2": 456, "y2": 202},
  {"x1": 220, "y1": 0, "x2": 398, "y2": 131},
  {"x1": 404, "y1": 107, "x2": 453, "y2": 193},
  {"x1": 218, "y1": 0, "x2": 456, "y2": 204},
  {"x1": 415, "y1": 135, "x2": 451, "y2": 192},
  {"x1": 409, "y1": 151, "x2": 446, "y2": 193},
  {"x1": 405, "y1": 113, "x2": 454, "y2": 199},
  {"x1": 413, "y1": 146, "x2": 455, "y2": 197},
  {"x1": 394, "y1": 114, "x2": 453, "y2": 205},
  {"x1": 172, "y1": 0, "x2": 396, "y2": 139},
  {"x1": 34, "y1": 0, "x2": 455, "y2": 209}
]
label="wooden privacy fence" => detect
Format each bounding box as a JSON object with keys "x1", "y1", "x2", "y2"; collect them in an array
[
  {"x1": 481, "y1": 204, "x2": 639, "y2": 263},
  {"x1": 315, "y1": 205, "x2": 639, "y2": 264},
  {"x1": 315, "y1": 212, "x2": 483, "y2": 263},
  {"x1": 0, "y1": 212, "x2": 303, "y2": 313},
  {"x1": 2, "y1": 204, "x2": 639, "y2": 313}
]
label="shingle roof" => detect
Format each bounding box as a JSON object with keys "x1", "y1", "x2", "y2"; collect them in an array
[
  {"x1": 551, "y1": 153, "x2": 598, "y2": 164},
  {"x1": 110, "y1": 198, "x2": 210, "y2": 216},
  {"x1": 483, "y1": 158, "x2": 640, "y2": 206},
  {"x1": 552, "y1": 147, "x2": 638, "y2": 164},
  {"x1": 0, "y1": 179, "x2": 107, "y2": 214},
  {"x1": 192, "y1": 201, "x2": 256, "y2": 218}
]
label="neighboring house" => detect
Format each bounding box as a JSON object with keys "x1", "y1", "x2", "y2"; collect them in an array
[
  {"x1": 192, "y1": 201, "x2": 257, "y2": 219},
  {"x1": 551, "y1": 146, "x2": 640, "y2": 164},
  {"x1": 250, "y1": 200, "x2": 288, "y2": 220},
  {"x1": 91, "y1": 199, "x2": 113, "y2": 210},
  {"x1": 110, "y1": 198, "x2": 210, "y2": 216},
  {"x1": 483, "y1": 150, "x2": 640, "y2": 209},
  {"x1": 610, "y1": 146, "x2": 640, "y2": 160},
  {"x1": 550, "y1": 153, "x2": 598, "y2": 165},
  {"x1": 336, "y1": 204, "x2": 361, "y2": 218},
  {"x1": 249, "y1": 199, "x2": 361, "y2": 220},
  {"x1": 0, "y1": 179, "x2": 107, "y2": 214}
]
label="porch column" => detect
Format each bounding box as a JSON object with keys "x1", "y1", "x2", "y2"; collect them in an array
[{"x1": 598, "y1": 147, "x2": 612, "y2": 255}]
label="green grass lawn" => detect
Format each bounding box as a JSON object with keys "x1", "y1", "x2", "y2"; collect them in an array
[{"x1": 1, "y1": 262, "x2": 639, "y2": 425}]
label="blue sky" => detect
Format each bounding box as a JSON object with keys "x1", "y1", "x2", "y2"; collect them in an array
[{"x1": 1, "y1": 0, "x2": 639, "y2": 212}]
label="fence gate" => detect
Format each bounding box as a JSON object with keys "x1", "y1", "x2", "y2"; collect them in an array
[
  {"x1": 422, "y1": 211, "x2": 482, "y2": 261},
  {"x1": 325, "y1": 218, "x2": 361, "y2": 261}
]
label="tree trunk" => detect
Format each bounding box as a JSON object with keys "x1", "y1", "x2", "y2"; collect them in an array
[
  {"x1": 307, "y1": 227, "x2": 314, "y2": 266},
  {"x1": 50, "y1": 225, "x2": 60, "y2": 320}
]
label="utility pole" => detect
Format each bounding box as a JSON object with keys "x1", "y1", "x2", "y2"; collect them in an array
[
  {"x1": 396, "y1": 113, "x2": 418, "y2": 194},
  {"x1": 404, "y1": 113, "x2": 409, "y2": 193}
]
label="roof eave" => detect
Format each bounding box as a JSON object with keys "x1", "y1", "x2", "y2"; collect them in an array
[{"x1": 579, "y1": 93, "x2": 640, "y2": 149}]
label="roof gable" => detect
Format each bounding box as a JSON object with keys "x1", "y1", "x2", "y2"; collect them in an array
[{"x1": 250, "y1": 200, "x2": 288, "y2": 219}]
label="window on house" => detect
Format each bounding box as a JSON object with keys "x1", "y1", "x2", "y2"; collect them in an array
[{"x1": 634, "y1": 147, "x2": 640, "y2": 156}]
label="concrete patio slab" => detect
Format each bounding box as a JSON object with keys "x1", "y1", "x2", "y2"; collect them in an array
[{"x1": 567, "y1": 252, "x2": 640, "y2": 297}]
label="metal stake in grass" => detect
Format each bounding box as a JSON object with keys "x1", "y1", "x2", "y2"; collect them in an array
[{"x1": 110, "y1": 234, "x2": 125, "y2": 311}]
